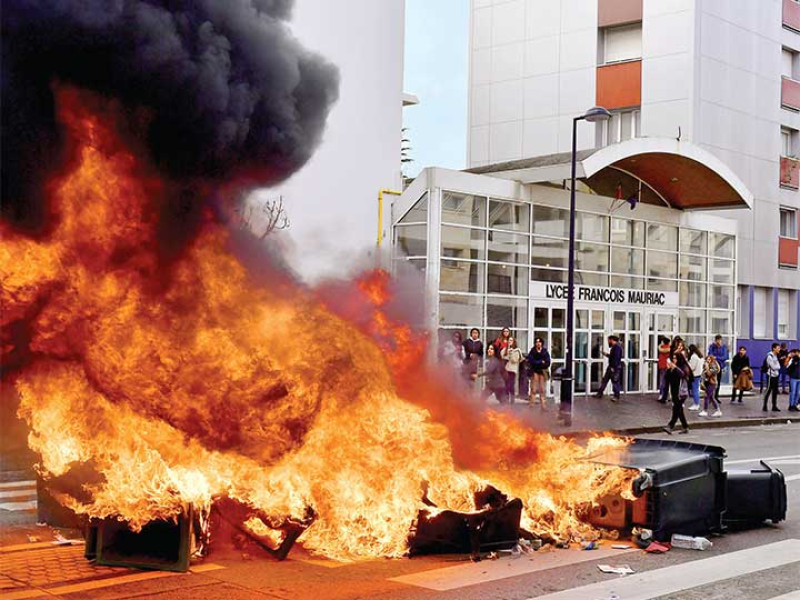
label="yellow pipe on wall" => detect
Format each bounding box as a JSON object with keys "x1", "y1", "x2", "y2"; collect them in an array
[{"x1": 377, "y1": 188, "x2": 402, "y2": 246}]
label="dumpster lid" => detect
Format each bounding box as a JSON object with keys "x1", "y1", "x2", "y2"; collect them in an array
[{"x1": 588, "y1": 438, "x2": 725, "y2": 471}]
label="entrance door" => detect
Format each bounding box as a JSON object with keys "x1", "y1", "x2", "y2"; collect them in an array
[
  {"x1": 574, "y1": 308, "x2": 606, "y2": 395},
  {"x1": 612, "y1": 309, "x2": 643, "y2": 394},
  {"x1": 645, "y1": 311, "x2": 677, "y2": 393}
]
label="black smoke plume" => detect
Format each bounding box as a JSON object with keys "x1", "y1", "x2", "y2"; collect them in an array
[{"x1": 1, "y1": 0, "x2": 340, "y2": 232}]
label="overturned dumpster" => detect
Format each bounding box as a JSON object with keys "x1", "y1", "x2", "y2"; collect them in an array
[{"x1": 588, "y1": 438, "x2": 787, "y2": 541}]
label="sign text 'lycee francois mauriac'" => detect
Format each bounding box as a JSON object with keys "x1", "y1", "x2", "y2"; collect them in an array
[{"x1": 532, "y1": 282, "x2": 679, "y2": 307}]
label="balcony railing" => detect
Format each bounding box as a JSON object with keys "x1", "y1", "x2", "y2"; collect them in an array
[
  {"x1": 784, "y1": 0, "x2": 800, "y2": 32},
  {"x1": 780, "y1": 155, "x2": 799, "y2": 189},
  {"x1": 596, "y1": 60, "x2": 642, "y2": 110}
]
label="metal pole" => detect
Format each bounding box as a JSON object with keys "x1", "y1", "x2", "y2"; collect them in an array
[{"x1": 560, "y1": 116, "x2": 580, "y2": 426}]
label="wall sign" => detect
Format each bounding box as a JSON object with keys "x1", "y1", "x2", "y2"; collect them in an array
[{"x1": 531, "y1": 282, "x2": 679, "y2": 308}]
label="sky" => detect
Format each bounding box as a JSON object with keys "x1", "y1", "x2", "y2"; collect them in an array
[{"x1": 403, "y1": 0, "x2": 469, "y2": 177}]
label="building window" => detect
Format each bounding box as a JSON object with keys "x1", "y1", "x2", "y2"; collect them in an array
[
  {"x1": 753, "y1": 287, "x2": 772, "y2": 339},
  {"x1": 780, "y1": 207, "x2": 798, "y2": 239},
  {"x1": 782, "y1": 128, "x2": 798, "y2": 157},
  {"x1": 783, "y1": 47, "x2": 797, "y2": 80},
  {"x1": 777, "y1": 289, "x2": 797, "y2": 339},
  {"x1": 600, "y1": 23, "x2": 642, "y2": 64},
  {"x1": 598, "y1": 109, "x2": 640, "y2": 147},
  {"x1": 737, "y1": 285, "x2": 750, "y2": 338}
]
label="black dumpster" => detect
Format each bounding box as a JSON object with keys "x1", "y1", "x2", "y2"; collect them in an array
[{"x1": 724, "y1": 461, "x2": 787, "y2": 527}]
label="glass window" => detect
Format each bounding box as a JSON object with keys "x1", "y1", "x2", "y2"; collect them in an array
[
  {"x1": 610, "y1": 275, "x2": 644, "y2": 289},
  {"x1": 575, "y1": 271, "x2": 609, "y2": 286},
  {"x1": 603, "y1": 23, "x2": 642, "y2": 64},
  {"x1": 394, "y1": 224, "x2": 427, "y2": 257},
  {"x1": 611, "y1": 218, "x2": 644, "y2": 246},
  {"x1": 679, "y1": 254, "x2": 706, "y2": 281},
  {"x1": 709, "y1": 259, "x2": 734, "y2": 284},
  {"x1": 710, "y1": 285, "x2": 733, "y2": 310},
  {"x1": 442, "y1": 191, "x2": 486, "y2": 227},
  {"x1": 439, "y1": 260, "x2": 485, "y2": 294},
  {"x1": 647, "y1": 250, "x2": 677, "y2": 278},
  {"x1": 441, "y1": 225, "x2": 485, "y2": 261},
  {"x1": 708, "y1": 232, "x2": 734, "y2": 258},
  {"x1": 647, "y1": 278, "x2": 678, "y2": 292},
  {"x1": 488, "y1": 230, "x2": 529, "y2": 263},
  {"x1": 680, "y1": 282, "x2": 707, "y2": 307},
  {"x1": 576, "y1": 212, "x2": 609, "y2": 243},
  {"x1": 592, "y1": 311, "x2": 605, "y2": 330},
  {"x1": 393, "y1": 258, "x2": 426, "y2": 276},
  {"x1": 780, "y1": 207, "x2": 798, "y2": 239},
  {"x1": 680, "y1": 229, "x2": 707, "y2": 254},
  {"x1": 531, "y1": 236, "x2": 568, "y2": 268},
  {"x1": 611, "y1": 247, "x2": 644, "y2": 275},
  {"x1": 487, "y1": 263, "x2": 529, "y2": 296},
  {"x1": 398, "y1": 192, "x2": 428, "y2": 224},
  {"x1": 486, "y1": 296, "x2": 528, "y2": 328},
  {"x1": 489, "y1": 199, "x2": 530, "y2": 232},
  {"x1": 531, "y1": 268, "x2": 567, "y2": 282},
  {"x1": 439, "y1": 294, "x2": 483, "y2": 327},
  {"x1": 533, "y1": 206, "x2": 569, "y2": 238},
  {"x1": 646, "y1": 224, "x2": 678, "y2": 251},
  {"x1": 552, "y1": 308, "x2": 565, "y2": 329},
  {"x1": 753, "y1": 287, "x2": 770, "y2": 338},
  {"x1": 534, "y1": 307, "x2": 548, "y2": 328},
  {"x1": 778, "y1": 289, "x2": 796, "y2": 339},
  {"x1": 575, "y1": 242, "x2": 609, "y2": 272},
  {"x1": 679, "y1": 309, "x2": 706, "y2": 334},
  {"x1": 709, "y1": 311, "x2": 732, "y2": 335}
]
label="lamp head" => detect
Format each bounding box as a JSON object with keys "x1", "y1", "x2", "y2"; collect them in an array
[{"x1": 582, "y1": 106, "x2": 612, "y2": 123}]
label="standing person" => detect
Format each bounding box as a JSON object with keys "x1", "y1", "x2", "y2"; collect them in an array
[
  {"x1": 730, "y1": 346, "x2": 752, "y2": 403},
  {"x1": 440, "y1": 331, "x2": 464, "y2": 368},
  {"x1": 463, "y1": 328, "x2": 484, "y2": 387},
  {"x1": 657, "y1": 336, "x2": 671, "y2": 403},
  {"x1": 787, "y1": 349, "x2": 800, "y2": 412},
  {"x1": 699, "y1": 354, "x2": 722, "y2": 417},
  {"x1": 687, "y1": 344, "x2": 704, "y2": 411},
  {"x1": 527, "y1": 337, "x2": 551, "y2": 409},
  {"x1": 707, "y1": 335, "x2": 729, "y2": 403},
  {"x1": 493, "y1": 327, "x2": 513, "y2": 400},
  {"x1": 763, "y1": 343, "x2": 781, "y2": 412},
  {"x1": 473, "y1": 345, "x2": 507, "y2": 404},
  {"x1": 663, "y1": 337, "x2": 690, "y2": 434},
  {"x1": 501, "y1": 338, "x2": 524, "y2": 403},
  {"x1": 778, "y1": 342, "x2": 790, "y2": 394},
  {"x1": 594, "y1": 335, "x2": 623, "y2": 402}
]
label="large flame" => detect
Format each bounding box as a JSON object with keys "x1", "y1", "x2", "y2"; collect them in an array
[{"x1": 3, "y1": 88, "x2": 634, "y2": 561}]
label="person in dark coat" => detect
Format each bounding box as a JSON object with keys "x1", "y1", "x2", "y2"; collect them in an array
[
  {"x1": 595, "y1": 335, "x2": 623, "y2": 402},
  {"x1": 462, "y1": 328, "x2": 484, "y2": 384},
  {"x1": 526, "y1": 337, "x2": 551, "y2": 409},
  {"x1": 663, "y1": 337, "x2": 690, "y2": 434},
  {"x1": 730, "y1": 346, "x2": 751, "y2": 403}
]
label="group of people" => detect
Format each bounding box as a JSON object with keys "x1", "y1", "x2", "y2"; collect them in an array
[
  {"x1": 442, "y1": 328, "x2": 553, "y2": 409},
  {"x1": 658, "y1": 335, "x2": 800, "y2": 435}
]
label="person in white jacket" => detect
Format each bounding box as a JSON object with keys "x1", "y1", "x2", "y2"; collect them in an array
[
  {"x1": 687, "y1": 344, "x2": 704, "y2": 411},
  {"x1": 501, "y1": 338, "x2": 524, "y2": 403}
]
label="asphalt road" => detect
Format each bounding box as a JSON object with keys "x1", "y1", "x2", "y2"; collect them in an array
[{"x1": 0, "y1": 423, "x2": 798, "y2": 600}]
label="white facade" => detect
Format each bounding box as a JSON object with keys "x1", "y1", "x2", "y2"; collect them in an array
[
  {"x1": 254, "y1": 0, "x2": 406, "y2": 281},
  {"x1": 468, "y1": 0, "x2": 800, "y2": 345}
]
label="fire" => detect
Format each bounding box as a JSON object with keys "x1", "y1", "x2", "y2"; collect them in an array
[{"x1": 3, "y1": 88, "x2": 635, "y2": 562}]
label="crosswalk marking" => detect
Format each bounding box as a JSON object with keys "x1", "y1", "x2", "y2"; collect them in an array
[
  {"x1": 767, "y1": 591, "x2": 800, "y2": 600},
  {"x1": 0, "y1": 480, "x2": 35, "y2": 489},
  {"x1": 0, "y1": 489, "x2": 37, "y2": 499},
  {"x1": 526, "y1": 538, "x2": 800, "y2": 600},
  {"x1": 0, "y1": 481, "x2": 37, "y2": 512},
  {"x1": 388, "y1": 546, "x2": 638, "y2": 591},
  {"x1": 0, "y1": 500, "x2": 36, "y2": 511},
  {"x1": 726, "y1": 454, "x2": 800, "y2": 465}
]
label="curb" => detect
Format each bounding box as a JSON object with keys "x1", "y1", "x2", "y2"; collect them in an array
[{"x1": 564, "y1": 416, "x2": 800, "y2": 439}]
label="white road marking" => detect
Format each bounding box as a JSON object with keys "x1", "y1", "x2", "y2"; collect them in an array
[
  {"x1": 526, "y1": 539, "x2": 800, "y2": 600},
  {"x1": 388, "y1": 546, "x2": 638, "y2": 591},
  {"x1": 0, "y1": 489, "x2": 36, "y2": 499},
  {"x1": 0, "y1": 500, "x2": 37, "y2": 511},
  {"x1": 767, "y1": 591, "x2": 800, "y2": 600},
  {"x1": 0, "y1": 480, "x2": 36, "y2": 489},
  {"x1": 726, "y1": 454, "x2": 800, "y2": 465},
  {"x1": 785, "y1": 473, "x2": 800, "y2": 482}
]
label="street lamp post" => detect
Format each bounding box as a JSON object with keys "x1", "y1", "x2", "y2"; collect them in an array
[{"x1": 559, "y1": 106, "x2": 611, "y2": 427}]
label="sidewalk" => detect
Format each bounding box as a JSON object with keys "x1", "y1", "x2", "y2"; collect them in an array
[{"x1": 491, "y1": 388, "x2": 800, "y2": 436}]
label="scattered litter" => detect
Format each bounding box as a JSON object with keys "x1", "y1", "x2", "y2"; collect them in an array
[
  {"x1": 581, "y1": 541, "x2": 599, "y2": 550},
  {"x1": 486, "y1": 552, "x2": 499, "y2": 561},
  {"x1": 611, "y1": 544, "x2": 631, "y2": 549},
  {"x1": 538, "y1": 544, "x2": 554, "y2": 553},
  {"x1": 555, "y1": 540, "x2": 570, "y2": 549},
  {"x1": 26, "y1": 535, "x2": 40, "y2": 543},
  {"x1": 36, "y1": 522, "x2": 48, "y2": 527},
  {"x1": 670, "y1": 534, "x2": 712, "y2": 551},
  {"x1": 597, "y1": 564, "x2": 635, "y2": 575},
  {"x1": 644, "y1": 541, "x2": 671, "y2": 553},
  {"x1": 530, "y1": 539, "x2": 543, "y2": 551},
  {"x1": 603, "y1": 593, "x2": 620, "y2": 600}
]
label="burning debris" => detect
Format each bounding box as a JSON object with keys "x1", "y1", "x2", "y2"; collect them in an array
[{"x1": 2, "y1": 1, "x2": 641, "y2": 571}]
